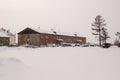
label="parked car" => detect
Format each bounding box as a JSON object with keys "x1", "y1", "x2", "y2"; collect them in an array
[
  {"x1": 102, "y1": 43, "x2": 111, "y2": 48},
  {"x1": 116, "y1": 43, "x2": 120, "y2": 48},
  {"x1": 61, "y1": 43, "x2": 72, "y2": 47},
  {"x1": 118, "y1": 43, "x2": 120, "y2": 47},
  {"x1": 89, "y1": 44, "x2": 96, "y2": 47},
  {"x1": 81, "y1": 44, "x2": 89, "y2": 47}
]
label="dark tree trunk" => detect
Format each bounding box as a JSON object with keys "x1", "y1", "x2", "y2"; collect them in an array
[{"x1": 98, "y1": 22, "x2": 102, "y2": 47}]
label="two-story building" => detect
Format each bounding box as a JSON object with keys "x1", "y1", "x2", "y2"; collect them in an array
[{"x1": 18, "y1": 27, "x2": 86, "y2": 46}]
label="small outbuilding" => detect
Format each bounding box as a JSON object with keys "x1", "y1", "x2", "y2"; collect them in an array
[
  {"x1": 0, "y1": 28, "x2": 16, "y2": 46},
  {"x1": 0, "y1": 36, "x2": 9, "y2": 46}
]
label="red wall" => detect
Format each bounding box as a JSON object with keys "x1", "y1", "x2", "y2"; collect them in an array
[{"x1": 18, "y1": 33, "x2": 86, "y2": 46}]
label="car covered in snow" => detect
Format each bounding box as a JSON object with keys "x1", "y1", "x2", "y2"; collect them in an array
[{"x1": 102, "y1": 43, "x2": 111, "y2": 48}]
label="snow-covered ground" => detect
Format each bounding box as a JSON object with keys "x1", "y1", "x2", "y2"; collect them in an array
[{"x1": 0, "y1": 46, "x2": 120, "y2": 80}]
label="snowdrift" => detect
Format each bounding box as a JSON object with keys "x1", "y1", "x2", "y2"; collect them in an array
[{"x1": 0, "y1": 47, "x2": 120, "y2": 80}]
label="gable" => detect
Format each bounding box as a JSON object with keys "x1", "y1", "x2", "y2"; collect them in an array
[{"x1": 18, "y1": 28, "x2": 39, "y2": 34}]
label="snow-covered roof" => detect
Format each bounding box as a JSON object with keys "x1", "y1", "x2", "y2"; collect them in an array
[
  {"x1": 0, "y1": 34, "x2": 9, "y2": 37},
  {"x1": 27, "y1": 27, "x2": 85, "y2": 37},
  {"x1": 31, "y1": 28, "x2": 55, "y2": 35},
  {"x1": 0, "y1": 28, "x2": 15, "y2": 37},
  {"x1": 0, "y1": 31, "x2": 9, "y2": 37}
]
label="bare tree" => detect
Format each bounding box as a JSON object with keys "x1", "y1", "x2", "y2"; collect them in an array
[{"x1": 92, "y1": 15, "x2": 106, "y2": 46}]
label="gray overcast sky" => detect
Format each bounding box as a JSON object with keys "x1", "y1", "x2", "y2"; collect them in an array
[{"x1": 0, "y1": 0, "x2": 120, "y2": 43}]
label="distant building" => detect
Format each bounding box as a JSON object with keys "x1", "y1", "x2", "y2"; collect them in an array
[
  {"x1": 18, "y1": 27, "x2": 86, "y2": 46},
  {"x1": 0, "y1": 28, "x2": 16, "y2": 46}
]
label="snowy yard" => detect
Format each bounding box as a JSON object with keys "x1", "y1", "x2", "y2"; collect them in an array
[{"x1": 0, "y1": 46, "x2": 120, "y2": 80}]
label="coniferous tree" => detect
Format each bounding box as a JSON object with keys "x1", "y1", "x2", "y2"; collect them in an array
[
  {"x1": 101, "y1": 27, "x2": 110, "y2": 43},
  {"x1": 92, "y1": 15, "x2": 106, "y2": 46},
  {"x1": 115, "y1": 32, "x2": 120, "y2": 41},
  {"x1": 114, "y1": 32, "x2": 120, "y2": 47}
]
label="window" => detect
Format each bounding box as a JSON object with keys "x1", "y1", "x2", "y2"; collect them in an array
[
  {"x1": 41, "y1": 35, "x2": 44, "y2": 38},
  {"x1": 27, "y1": 35, "x2": 30, "y2": 39},
  {"x1": 46, "y1": 35, "x2": 48, "y2": 39},
  {"x1": 57, "y1": 36, "x2": 59, "y2": 39}
]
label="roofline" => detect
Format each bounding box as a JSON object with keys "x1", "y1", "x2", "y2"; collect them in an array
[
  {"x1": 18, "y1": 27, "x2": 86, "y2": 38},
  {"x1": 18, "y1": 27, "x2": 39, "y2": 34}
]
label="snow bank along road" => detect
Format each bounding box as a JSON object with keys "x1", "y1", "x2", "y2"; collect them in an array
[{"x1": 0, "y1": 47, "x2": 120, "y2": 80}]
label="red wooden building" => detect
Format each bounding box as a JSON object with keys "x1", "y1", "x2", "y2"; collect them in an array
[{"x1": 18, "y1": 27, "x2": 86, "y2": 46}]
